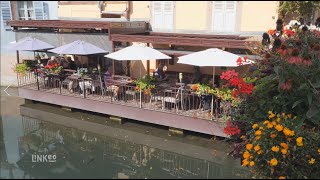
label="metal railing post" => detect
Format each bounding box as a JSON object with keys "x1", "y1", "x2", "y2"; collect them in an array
[{"x1": 35, "y1": 68, "x2": 40, "y2": 90}]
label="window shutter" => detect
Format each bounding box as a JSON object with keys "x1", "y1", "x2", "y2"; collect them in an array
[
  {"x1": 34, "y1": 1, "x2": 44, "y2": 20},
  {"x1": 152, "y1": 1, "x2": 163, "y2": 29},
  {"x1": 163, "y1": 1, "x2": 173, "y2": 30},
  {"x1": 43, "y1": 2, "x2": 49, "y2": 19},
  {"x1": 225, "y1": 1, "x2": 236, "y2": 32},
  {"x1": 1, "y1": 1, "x2": 12, "y2": 29},
  {"x1": 212, "y1": 1, "x2": 224, "y2": 32}
]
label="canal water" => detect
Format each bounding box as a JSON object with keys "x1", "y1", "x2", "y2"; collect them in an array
[{"x1": 0, "y1": 87, "x2": 249, "y2": 179}]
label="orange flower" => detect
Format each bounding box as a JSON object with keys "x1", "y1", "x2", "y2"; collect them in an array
[
  {"x1": 272, "y1": 146, "x2": 280, "y2": 152},
  {"x1": 281, "y1": 149, "x2": 287, "y2": 155},
  {"x1": 257, "y1": 150, "x2": 263, "y2": 155},
  {"x1": 255, "y1": 130, "x2": 262, "y2": 136},
  {"x1": 242, "y1": 159, "x2": 249, "y2": 166},
  {"x1": 243, "y1": 151, "x2": 250, "y2": 159},
  {"x1": 270, "y1": 133, "x2": 277, "y2": 139},
  {"x1": 279, "y1": 176, "x2": 286, "y2": 179},
  {"x1": 280, "y1": 143, "x2": 289, "y2": 150},
  {"x1": 270, "y1": 158, "x2": 278, "y2": 166},
  {"x1": 275, "y1": 124, "x2": 283, "y2": 131},
  {"x1": 254, "y1": 145, "x2": 261, "y2": 152},
  {"x1": 249, "y1": 161, "x2": 255, "y2": 166},
  {"x1": 246, "y1": 144, "x2": 253, "y2": 151},
  {"x1": 255, "y1": 136, "x2": 261, "y2": 140},
  {"x1": 267, "y1": 123, "x2": 274, "y2": 129},
  {"x1": 296, "y1": 137, "x2": 303, "y2": 146}
]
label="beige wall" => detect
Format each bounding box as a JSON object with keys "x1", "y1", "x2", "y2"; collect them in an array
[
  {"x1": 58, "y1": 1, "x2": 279, "y2": 32},
  {"x1": 130, "y1": 1, "x2": 150, "y2": 19},
  {"x1": 239, "y1": 1, "x2": 279, "y2": 31},
  {"x1": 58, "y1": 5, "x2": 101, "y2": 18},
  {"x1": 175, "y1": 1, "x2": 208, "y2": 31}
]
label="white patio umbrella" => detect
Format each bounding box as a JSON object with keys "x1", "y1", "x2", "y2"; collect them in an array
[
  {"x1": 105, "y1": 44, "x2": 171, "y2": 108},
  {"x1": 177, "y1": 48, "x2": 254, "y2": 117},
  {"x1": 48, "y1": 40, "x2": 107, "y2": 55},
  {"x1": 6, "y1": 37, "x2": 55, "y2": 63},
  {"x1": 6, "y1": 36, "x2": 55, "y2": 51}
]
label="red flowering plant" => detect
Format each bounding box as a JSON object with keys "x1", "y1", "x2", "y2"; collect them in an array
[{"x1": 212, "y1": 68, "x2": 255, "y2": 137}]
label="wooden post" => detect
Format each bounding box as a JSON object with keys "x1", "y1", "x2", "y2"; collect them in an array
[
  {"x1": 16, "y1": 51, "x2": 20, "y2": 64},
  {"x1": 112, "y1": 41, "x2": 115, "y2": 76},
  {"x1": 146, "y1": 43, "x2": 150, "y2": 76}
]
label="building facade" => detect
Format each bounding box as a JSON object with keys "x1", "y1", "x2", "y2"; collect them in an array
[
  {"x1": 1, "y1": 1, "x2": 58, "y2": 87},
  {"x1": 58, "y1": 1, "x2": 280, "y2": 33}
]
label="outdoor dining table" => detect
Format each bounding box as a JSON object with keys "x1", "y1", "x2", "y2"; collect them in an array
[{"x1": 65, "y1": 74, "x2": 100, "y2": 94}]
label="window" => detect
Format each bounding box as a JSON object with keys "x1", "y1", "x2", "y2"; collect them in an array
[
  {"x1": 17, "y1": 1, "x2": 35, "y2": 20},
  {"x1": 212, "y1": 1, "x2": 237, "y2": 32},
  {"x1": 1, "y1": 1, "x2": 12, "y2": 29},
  {"x1": 152, "y1": 1, "x2": 174, "y2": 30}
]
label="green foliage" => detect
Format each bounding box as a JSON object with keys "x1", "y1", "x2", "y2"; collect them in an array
[
  {"x1": 134, "y1": 75, "x2": 157, "y2": 95},
  {"x1": 279, "y1": 1, "x2": 320, "y2": 19},
  {"x1": 14, "y1": 63, "x2": 29, "y2": 77}
]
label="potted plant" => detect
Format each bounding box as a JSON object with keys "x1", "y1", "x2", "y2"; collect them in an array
[{"x1": 14, "y1": 63, "x2": 30, "y2": 77}]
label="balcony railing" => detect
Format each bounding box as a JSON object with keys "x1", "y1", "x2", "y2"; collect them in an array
[{"x1": 18, "y1": 71, "x2": 239, "y2": 122}]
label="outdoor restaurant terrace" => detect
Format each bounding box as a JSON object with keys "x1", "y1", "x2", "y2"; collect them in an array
[{"x1": 8, "y1": 19, "x2": 260, "y2": 137}]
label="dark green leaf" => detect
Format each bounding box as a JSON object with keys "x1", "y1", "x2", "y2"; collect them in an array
[
  {"x1": 307, "y1": 94, "x2": 312, "y2": 106},
  {"x1": 292, "y1": 99, "x2": 304, "y2": 108},
  {"x1": 306, "y1": 105, "x2": 320, "y2": 119}
]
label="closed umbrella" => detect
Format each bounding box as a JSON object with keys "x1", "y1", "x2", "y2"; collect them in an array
[
  {"x1": 105, "y1": 44, "x2": 171, "y2": 108},
  {"x1": 177, "y1": 48, "x2": 254, "y2": 117}
]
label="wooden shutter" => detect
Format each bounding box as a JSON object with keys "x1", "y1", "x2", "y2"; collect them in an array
[
  {"x1": 1, "y1": 1, "x2": 12, "y2": 29},
  {"x1": 163, "y1": 1, "x2": 173, "y2": 30},
  {"x1": 152, "y1": 1, "x2": 162, "y2": 29},
  {"x1": 34, "y1": 1, "x2": 44, "y2": 20},
  {"x1": 43, "y1": 2, "x2": 49, "y2": 19},
  {"x1": 152, "y1": 1, "x2": 173, "y2": 30},
  {"x1": 212, "y1": 1, "x2": 224, "y2": 32},
  {"x1": 224, "y1": 1, "x2": 236, "y2": 32}
]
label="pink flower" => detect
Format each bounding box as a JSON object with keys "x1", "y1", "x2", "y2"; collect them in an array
[{"x1": 280, "y1": 80, "x2": 292, "y2": 91}]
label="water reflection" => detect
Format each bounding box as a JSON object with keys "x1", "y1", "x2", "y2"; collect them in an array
[{"x1": 0, "y1": 90, "x2": 249, "y2": 179}]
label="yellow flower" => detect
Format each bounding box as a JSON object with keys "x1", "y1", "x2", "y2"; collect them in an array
[
  {"x1": 242, "y1": 159, "x2": 249, "y2": 166},
  {"x1": 243, "y1": 151, "x2": 250, "y2": 159},
  {"x1": 270, "y1": 158, "x2": 278, "y2": 166},
  {"x1": 255, "y1": 130, "x2": 262, "y2": 136},
  {"x1": 280, "y1": 143, "x2": 289, "y2": 150},
  {"x1": 296, "y1": 137, "x2": 303, "y2": 143},
  {"x1": 255, "y1": 136, "x2": 261, "y2": 140},
  {"x1": 259, "y1": 126, "x2": 264, "y2": 130},
  {"x1": 270, "y1": 133, "x2": 277, "y2": 139},
  {"x1": 269, "y1": 113, "x2": 275, "y2": 119},
  {"x1": 254, "y1": 145, "x2": 261, "y2": 152},
  {"x1": 281, "y1": 149, "x2": 287, "y2": 155},
  {"x1": 279, "y1": 176, "x2": 286, "y2": 179},
  {"x1": 296, "y1": 137, "x2": 303, "y2": 147},
  {"x1": 276, "y1": 117, "x2": 281, "y2": 122},
  {"x1": 267, "y1": 123, "x2": 273, "y2": 129},
  {"x1": 308, "y1": 158, "x2": 315, "y2": 165},
  {"x1": 246, "y1": 144, "x2": 253, "y2": 150},
  {"x1": 252, "y1": 124, "x2": 259, "y2": 129},
  {"x1": 268, "y1": 111, "x2": 273, "y2": 115},
  {"x1": 257, "y1": 150, "x2": 263, "y2": 155},
  {"x1": 272, "y1": 121, "x2": 277, "y2": 125},
  {"x1": 318, "y1": 148, "x2": 320, "y2": 154},
  {"x1": 272, "y1": 146, "x2": 280, "y2": 152},
  {"x1": 275, "y1": 124, "x2": 283, "y2": 131},
  {"x1": 263, "y1": 120, "x2": 270, "y2": 125},
  {"x1": 283, "y1": 128, "x2": 295, "y2": 136},
  {"x1": 249, "y1": 161, "x2": 255, "y2": 166}
]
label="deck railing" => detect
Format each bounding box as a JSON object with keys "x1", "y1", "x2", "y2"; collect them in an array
[{"x1": 18, "y1": 71, "x2": 238, "y2": 122}]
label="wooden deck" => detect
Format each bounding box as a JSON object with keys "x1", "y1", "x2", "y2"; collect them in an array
[{"x1": 18, "y1": 84, "x2": 227, "y2": 137}]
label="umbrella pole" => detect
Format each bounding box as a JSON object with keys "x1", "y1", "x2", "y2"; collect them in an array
[
  {"x1": 16, "y1": 51, "x2": 20, "y2": 64},
  {"x1": 34, "y1": 51, "x2": 40, "y2": 91},
  {"x1": 139, "y1": 62, "x2": 142, "y2": 108},
  {"x1": 211, "y1": 67, "x2": 216, "y2": 120}
]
